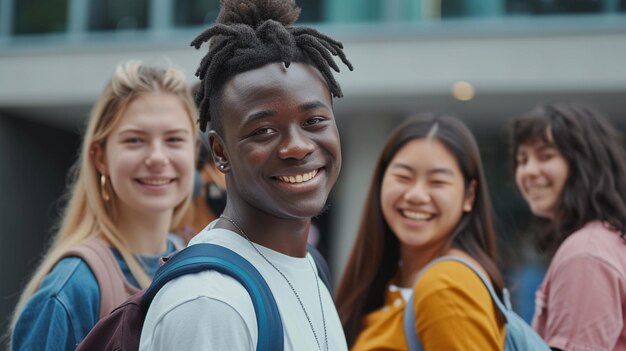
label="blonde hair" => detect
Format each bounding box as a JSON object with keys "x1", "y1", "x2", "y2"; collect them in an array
[{"x1": 10, "y1": 61, "x2": 198, "y2": 332}]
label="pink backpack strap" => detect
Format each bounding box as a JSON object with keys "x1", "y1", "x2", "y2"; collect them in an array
[{"x1": 62, "y1": 239, "x2": 140, "y2": 319}]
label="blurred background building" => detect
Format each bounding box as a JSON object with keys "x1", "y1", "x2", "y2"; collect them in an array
[{"x1": 2, "y1": 0, "x2": 626, "y2": 333}]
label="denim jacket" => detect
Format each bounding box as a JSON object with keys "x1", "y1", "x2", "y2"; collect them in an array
[{"x1": 11, "y1": 239, "x2": 177, "y2": 351}]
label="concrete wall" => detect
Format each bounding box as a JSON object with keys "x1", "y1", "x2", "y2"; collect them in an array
[{"x1": 2, "y1": 23, "x2": 625, "y2": 116}]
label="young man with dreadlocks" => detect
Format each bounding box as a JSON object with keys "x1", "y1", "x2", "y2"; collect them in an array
[{"x1": 139, "y1": 0, "x2": 352, "y2": 350}]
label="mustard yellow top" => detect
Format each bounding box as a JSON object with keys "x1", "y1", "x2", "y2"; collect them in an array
[{"x1": 351, "y1": 260, "x2": 505, "y2": 351}]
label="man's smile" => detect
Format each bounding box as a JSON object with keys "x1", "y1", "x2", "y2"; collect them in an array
[{"x1": 276, "y1": 169, "x2": 318, "y2": 184}]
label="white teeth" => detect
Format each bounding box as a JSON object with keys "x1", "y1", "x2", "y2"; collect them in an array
[
  {"x1": 278, "y1": 170, "x2": 318, "y2": 184},
  {"x1": 140, "y1": 178, "x2": 170, "y2": 186},
  {"x1": 526, "y1": 185, "x2": 551, "y2": 195},
  {"x1": 402, "y1": 210, "x2": 433, "y2": 220},
  {"x1": 527, "y1": 185, "x2": 549, "y2": 190}
]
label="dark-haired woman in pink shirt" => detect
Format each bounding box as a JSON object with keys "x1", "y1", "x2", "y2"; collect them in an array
[{"x1": 511, "y1": 103, "x2": 626, "y2": 351}]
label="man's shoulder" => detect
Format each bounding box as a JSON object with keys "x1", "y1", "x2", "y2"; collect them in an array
[
  {"x1": 141, "y1": 256, "x2": 259, "y2": 350},
  {"x1": 140, "y1": 271, "x2": 257, "y2": 351},
  {"x1": 153, "y1": 267, "x2": 254, "y2": 308},
  {"x1": 146, "y1": 261, "x2": 258, "y2": 333}
]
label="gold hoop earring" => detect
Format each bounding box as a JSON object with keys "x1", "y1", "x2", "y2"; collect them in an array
[{"x1": 100, "y1": 175, "x2": 111, "y2": 202}]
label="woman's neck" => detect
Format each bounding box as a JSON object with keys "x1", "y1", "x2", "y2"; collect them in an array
[
  {"x1": 398, "y1": 243, "x2": 448, "y2": 288},
  {"x1": 398, "y1": 248, "x2": 436, "y2": 288},
  {"x1": 116, "y1": 207, "x2": 172, "y2": 255}
]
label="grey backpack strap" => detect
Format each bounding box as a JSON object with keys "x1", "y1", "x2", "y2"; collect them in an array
[
  {"x1": 425, "y1": 256, "x2": 510, "y2": 320},
  {"x1": 62, "y1": 239, "x2": 138, "y2": 319},
  {"x1": 403, "y1": 291, "x2": 423, "y2": 351},
  {"x1": 402, "y1": 255, "x2": 507, "y2": 351}
]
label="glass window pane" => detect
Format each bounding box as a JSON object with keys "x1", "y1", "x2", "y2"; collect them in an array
[
  {"x1": 14, "y1": 0, "x2": 68, "y2": 35},
  {"x1": 441, "y1": 2, "x2": 467, "y2": 18},
  {"x1": 506, "y1": 0, "x2": 603, "y2": 15},
  {"x1": 89, "y1": 0, "x2": 148, "y2": 31},
  {"x1": 173, "y1": 0, "x2": 323, "y2": 27},
  {"x1": 297, "y1": 0, "x2": 323, "y2": 23},
  {"x1": 173, "y1": 0, "x2": 220, "y2": 27}
]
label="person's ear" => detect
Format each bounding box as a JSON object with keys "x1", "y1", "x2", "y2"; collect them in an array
[
  {"x1": 91, "y1": 143, "x2": 108, "y2": 175},
  {"x1": 209, "y1": 131, "x2": 230, "y2": 173},
  {"x1": 463, "y1": 180, "x2": 477, "y2": 212}
]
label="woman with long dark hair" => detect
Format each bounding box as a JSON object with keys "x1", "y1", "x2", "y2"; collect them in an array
[
  {"x1": 336, "y1": 114, "x2": 506, "y2": 350},
  {"x1": 512, "y1": 103, "x2": 626, "y2": 350}
]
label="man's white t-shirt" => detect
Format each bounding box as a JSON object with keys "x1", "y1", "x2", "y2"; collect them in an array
[{"x1": 139, "y1": 226, "x2": 347, "y2": 351}]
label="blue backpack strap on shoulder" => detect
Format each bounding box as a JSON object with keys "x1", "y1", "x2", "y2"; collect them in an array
[
  {"x1": 403, "y1": 255, "x2": 550, "y2": 351},
  {"x1": 403, "y1": 297, "x2": 422, "y2": 351},
  {"x1": 143, "y1": 243, "x2": 284, "y2": 351},
  {"x1": 429, "y1": 256, "x2": 512, "y2": 318},
  {"x1": 403, "y1": 256, "x2": 503, "y2": 351},
  {"x1": 403, "y1": 256, "x2": 500, "y2": 350}
]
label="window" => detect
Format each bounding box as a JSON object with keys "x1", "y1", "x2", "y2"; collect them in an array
[
  {"x1": 89, "y1": 0, "x2": 148, "y2": 31},
  {"x1": 297, "y1": 0, "x2": 323, "y2": 23},
  {"x1": 173, "y1": 0, "x2": 220, "y2": 27},
  {"x1": 173, "y1": 0, "x2": 322, "y2": 27},
  {"x1": 14, "y1": 0, "x2": 67, "y2": 35},
  {"x1": 507, "y1": 0, "x2": 604, "y2": 15}
]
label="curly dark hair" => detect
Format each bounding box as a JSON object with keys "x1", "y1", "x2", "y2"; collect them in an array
[
  {"x1": 190, "y1": 0, "x2": 353, "y2": 132},
  {"x1": 510, "y1": 103, "x2": 626, "y2": 255}
]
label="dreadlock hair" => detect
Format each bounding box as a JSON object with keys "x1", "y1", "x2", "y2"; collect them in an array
[{"x1": 190, "y1": 0, "x2": 353, "y2": 133}]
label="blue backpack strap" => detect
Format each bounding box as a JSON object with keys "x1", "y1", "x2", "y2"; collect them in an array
[
  {"x1": 403, "y1": 292, "x2": 423, "y2": 351},
  {"x1": 402, "y1": 255, "x2": 509, "y2": 351},
  {"x1": 426, "y1": 256, "x2": 510, "y2": 319},
  {"x1": 143, "y1": 243, "x2": 284, "y2": 351}
]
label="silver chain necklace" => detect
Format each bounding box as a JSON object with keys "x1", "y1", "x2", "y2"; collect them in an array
[{"x1": 219, "y1": 215, "x2": 328, "y2": 351}]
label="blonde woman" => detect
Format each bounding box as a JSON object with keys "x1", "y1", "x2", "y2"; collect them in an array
[{"x1": 10, "y1": 61, "x2": 197, "y2": 351}]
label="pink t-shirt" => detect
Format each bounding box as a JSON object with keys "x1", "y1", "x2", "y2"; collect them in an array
[{"x1": 533, "y1": 221, "x2": 626, "y2": 351}]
